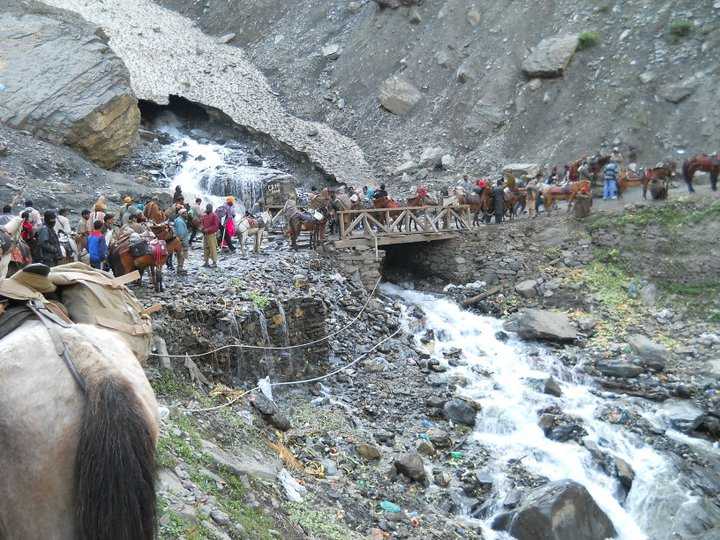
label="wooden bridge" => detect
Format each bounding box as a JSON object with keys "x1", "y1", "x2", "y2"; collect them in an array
[{"x1": 334, "y1": 204, "x2": 475, "y2": 248}]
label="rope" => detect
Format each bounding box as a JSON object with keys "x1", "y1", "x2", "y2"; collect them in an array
[
  {"x1": 184, "y1": 327, "x2": 401, "y2": 414},
  {"x1": 150, "y1": 276, "x2": 382, "y2": 359}
]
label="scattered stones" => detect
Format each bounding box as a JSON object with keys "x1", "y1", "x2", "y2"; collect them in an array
[
  {"x1": 444, "y1": 398, "x2": 477, "y2": 427},
  {"x1": 441, "y1": 154, "x2": 455, "y2": 169},
  {"x1": 408, "y1": 8, "x2": 422, "y2": 24},
  {"x1": 658, "y1": 77, "x2": 700, "y2": 104},
  {"x1": 467, "y1": 9, "x2": 481, "y2": 27},
  {"x1": 515, "y1": 279, "x2": 538, "y2": 298},
  {"x1": 379, "y1": 77, "x2": 422, "y2": 115},
  {"x1": 512, "y1": 309, "x2": 578, "y2": 342},
  {"x1": 427, "y1": 428, "x2": 452, "y2": 448},
  {"x1": 394, "y1": 453, "x2": 426, "y2": 482},
  {"x1": 357, "y1": 443, "x2": 382, "y2": 460},
  {"x1": 321, "y1": 43, "x2": 341, "y2": 60},
  {"x1": 596, "y1": 360, "x2": 643, "y2": 379},
  {"x1": 419, "y1": 147, "x2": 445, "y2": 168},
  {"x1": 216, "y1": 33, "x2": 236, "y2": 44},
  {"x1": 493, "y1": 480, "x2": 617, "y2": 540},
  {"x1": 417, "y1": 440, "x2": 436, "y2": 456},
  {"x1": 627, "y1": 334, "x2": 668, "y2": 372},
  {"x1": 522, "y1": 34, "x2": 580, "y2": 78}
]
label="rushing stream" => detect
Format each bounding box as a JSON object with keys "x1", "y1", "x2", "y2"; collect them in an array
[{"x1": 382, "y1": 283, "x2": 702, "y2": 540}]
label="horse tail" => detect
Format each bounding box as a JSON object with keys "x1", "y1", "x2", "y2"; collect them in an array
[{"x1": 75, "y1": 376, "x2": 156, "y2": 540}]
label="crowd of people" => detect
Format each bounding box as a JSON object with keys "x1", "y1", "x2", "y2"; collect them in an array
[{"x1": 0, "y1": 185, "x2": 269, "y2": 276}]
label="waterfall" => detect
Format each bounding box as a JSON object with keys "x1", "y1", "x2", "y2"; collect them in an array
[
  {"x1": 276, "y1": 301, "x2": 292, "y2": 361},
  {"x1": 154, "y1": 124, "x2": 288, "y2": 213},
  {"x1": 382, "y1": 283, "x2": 697, "y2": 540}
]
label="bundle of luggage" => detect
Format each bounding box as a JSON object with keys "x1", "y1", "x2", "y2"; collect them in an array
[{"x1": 0, "y1": 262, "x2": 154, "y2": 363}]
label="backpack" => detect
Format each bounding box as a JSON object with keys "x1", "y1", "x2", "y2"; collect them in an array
[{"x1": 48, "y1": 263, "x2": 153, "y2": 364}]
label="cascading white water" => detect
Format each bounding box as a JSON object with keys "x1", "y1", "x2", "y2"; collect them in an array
[
  {"x1": 382, "y1": 283, "x2": 697, "y2": 540},
  {"x1": 154, "y1": 122, "x2": 288, "y2": 213}
]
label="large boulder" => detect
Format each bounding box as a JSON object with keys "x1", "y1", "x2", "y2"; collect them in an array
[
  {"x1": 522, "y1": 35, "x2": 580, "y2": 78},
  {"x1": 513, "y1": 309, "x2": 577, "y2": 343},
  {"x1": 443, "y1": 398, "x2": 477, "y2": 427},
  {"x1": 627, "y1": 334, "x2": 668, "y2": 371},
  {"x1": 0, "y1": 1, "x2": 139, "y2": 168},
  {"x1": 492, "y1": 479, "x2": 616, "y2": 540},
  {"x1": 379, "y1": 77, "x2": 422, "y2": 115}
]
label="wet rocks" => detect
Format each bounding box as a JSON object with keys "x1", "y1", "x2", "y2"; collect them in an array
[
  {"x1": 512, "y1": 309, "x2": 577, "y2": 343},
  {"x1": 393, "y1": 453, "x2": 426, "y2": 482},
  {"x1": 427, "y1": 428, "x2": 452, "y2": 448},
  {"x1": 0, "y1": 3, "x2": 140, "y2": 168},
  {"x1": 538, "y1": 406, "x2": 587, "y2": 443},
  {"x1": 543, "y1": 376, "x2": 563, "y2": 397},
  {"x1": 379, "y1": 77, "x2": 422, "y2": 115},
  {"x1": 443, "y1": 398, "x2": 477, "y2": 427},
  {"x1": 596, "y1": 360, "x2": 643, "y2": 379},
  {"x1": 492, "y1": 479, "x2": 617, "y2": 540},
  {"x1": 522, "y1": 35, "x2": 580, "y2": 78},
  {"x1": 251, "y1": 394, "x2": 292, "y2": 432}
]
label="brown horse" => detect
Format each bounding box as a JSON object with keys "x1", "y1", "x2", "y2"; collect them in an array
[
  {"x1": 542, "y1": 180, "x2": 591, "y2": 215},
  {"x1": 285, "y1": 199, "x2": 328, "y2": 250},
  {"x1": 373, "y1": 196, "x2": 402, "y2": 227},
  {"x1": 109, "y1": 236, "x2": 181, "y2": 292},
  {"x1": 503, "y1": 187, "x2": 527, "y2": 220},
  {"x1": 453, "y1": 187, "x2": 492, "y2": 226},
  {"x1": 639, "y1": 161, "x2": 677, "y2": 199},
  {"x1": 683, "y1": 154, "x2": 720, "y2": 193},
  {"x1": 143, "y1": 200, "x2": 166, "y2": 224}
]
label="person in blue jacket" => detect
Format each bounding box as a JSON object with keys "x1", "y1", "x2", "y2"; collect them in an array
[{"x1": 86, "y1": 220, "x2": 107, "y2": 269}]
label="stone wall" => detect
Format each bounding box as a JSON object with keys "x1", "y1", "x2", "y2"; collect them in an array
[
  {"x1": 382, "y1": 219, "x2": 592, "y2": 286},
  {"x1": 330, "y1": 245, "x2": 386, "y2": 290},
  {"x1": 158, "y1": 296, "x2": 329, "y2": 385}
]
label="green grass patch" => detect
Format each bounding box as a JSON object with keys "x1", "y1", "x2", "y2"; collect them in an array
[
  {"x1": 249, "y1": 290, "x2": 270, "y2": 310},
  {"x1": 670, "y1": 19, "x2": 693, "y2": 38},
  {"x1": 578, "y1": 31, "x2": 601, "y2": 50},
  {"x1": 586, "y1": 199, "x2": 720, "y2": 232},
  {"x1": 658, "y1": 280, "x2": 720, "y2": 322}
]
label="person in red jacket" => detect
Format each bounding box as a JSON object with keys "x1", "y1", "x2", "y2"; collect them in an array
[{"x1": 201, "y1": 203, "x2": 219, "y2": 268}]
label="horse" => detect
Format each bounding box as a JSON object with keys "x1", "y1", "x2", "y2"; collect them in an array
[
  {"x1": 0, "y1": 316, "x2": 158, "y2": 539},
  {"x1": 406, "y1": 189, "x2": 438, "y2": 231},
  {"x1": 683, "y1": 154, "x2": 720, "y2": 193},
  {"x1": 542, "y1": 180, "x2": 591, "y2": 215},
  {"x1": 638, "y1": 161, "x2": 677, "y2": 200},
  {"x1": 453, "y1": 186, "x2": 492, "y2": 226},
  {"x1": 143, "y1": 200, "x2": 166, "y2": 223},
  {"x1": 284, "y1": 199, "x2": 328, "y2": 250},
  {"x1": 0, "y1": 217, "x2": 24, "y2": 278},
  {"x1": 108, "y1": 233, "x2": 182, "y2": 292},
  {"x1": 372, "y1": 196, "x2": 402, "y2": 227},
  {"x1": 503, "y1": 187, "x2": 527, "y2": 220},
  {"x1": 234, "y1": 211, "x2": 270, "y2": 255}
]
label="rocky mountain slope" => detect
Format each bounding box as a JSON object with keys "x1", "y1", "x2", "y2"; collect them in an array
[
  {"x1": 157, "y1": 0, "x2": 720, "y2": 185},
  {"x1": 42, "y1": 0, "x2": 374, "y2": 185}
]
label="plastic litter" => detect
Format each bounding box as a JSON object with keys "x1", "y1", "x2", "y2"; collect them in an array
[
  {"x1": 380, "y1": 500, "x2": 401, "y2": 513},
  {"x1": 258, "y1": 376, "x2": 273, "y2": 401},
  {"x1": 450, "y1": 451, "x2": 464, "y2": 460}
]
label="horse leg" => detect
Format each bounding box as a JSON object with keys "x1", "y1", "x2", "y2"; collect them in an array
[{"x1": 711, "y1": 170, "x2": 719, "y2": 192}]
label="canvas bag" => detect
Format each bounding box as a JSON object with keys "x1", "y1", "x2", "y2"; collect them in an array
[{"x1": 48, "y1": 263, "x2": 153, "y2": 364}]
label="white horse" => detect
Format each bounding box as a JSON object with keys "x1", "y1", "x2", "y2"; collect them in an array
[
  {"x1": 0, "y1": 217, "x2": 23, "y2": 279},
  {"x1": 0, "y1": 318, "x2": 159, "y2": 539},
  {"x1": 234, "y1": 211, "x2": 271, "y2": 255}
]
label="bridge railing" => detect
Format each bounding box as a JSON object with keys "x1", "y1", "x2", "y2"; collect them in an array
[{"x1": 337, "y1": 204, "x2": 474, "y2": 241}]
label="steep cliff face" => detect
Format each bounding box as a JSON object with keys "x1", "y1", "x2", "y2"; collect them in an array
[
  {"x1": 156, "y1": 0, "x2": 720, "y2": 183},
  {"x1": 0, "y1": 1, "x2": 140, "y2": 168}
]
